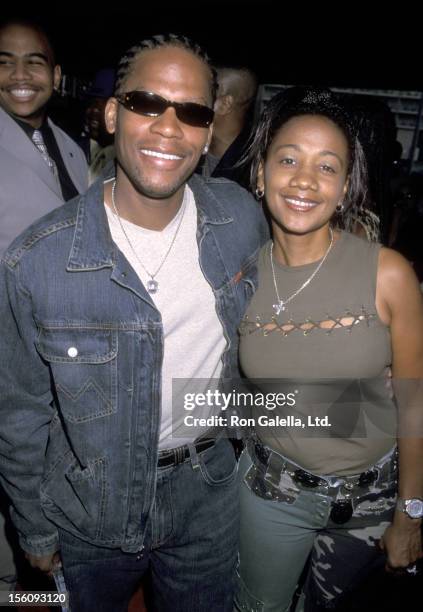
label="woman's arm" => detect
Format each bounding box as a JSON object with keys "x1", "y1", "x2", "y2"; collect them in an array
[{"x1": 377, "y1": 247, "x2": 423, "y2": 569}]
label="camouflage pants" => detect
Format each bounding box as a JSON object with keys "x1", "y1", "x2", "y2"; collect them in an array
[{"x1": 235, "y1": 448, "x2": 397, "y2": 612}]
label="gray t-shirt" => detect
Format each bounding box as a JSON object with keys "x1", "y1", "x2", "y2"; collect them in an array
[{"x1": 239, "y1": 231, "x2": 395, "y2": 476}]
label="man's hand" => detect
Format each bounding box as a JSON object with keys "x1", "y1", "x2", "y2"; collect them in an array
[{"x1": 25, "y1": 551, "x2": 61, "y2": 576}]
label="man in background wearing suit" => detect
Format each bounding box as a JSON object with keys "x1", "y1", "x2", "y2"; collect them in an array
[
  {"x1": 0, "y1": 18, "x2": 87, "y2": 591},
  {"x1": 0, "y1": 19, "x2": 88, "y2": 256}
]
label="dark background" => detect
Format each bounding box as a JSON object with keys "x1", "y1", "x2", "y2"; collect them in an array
[{"x1": 3, "y1": 2, "x2": 422, "y2": 90}]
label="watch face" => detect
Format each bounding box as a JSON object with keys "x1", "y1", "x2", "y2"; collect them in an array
[{"x1": 407, "y1": 499, "x2": 423, "y2": 518}]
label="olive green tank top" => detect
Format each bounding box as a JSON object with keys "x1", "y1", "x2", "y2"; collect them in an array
[{"x1": 239, "y1": 231, "x2": 396, "y2": 476}]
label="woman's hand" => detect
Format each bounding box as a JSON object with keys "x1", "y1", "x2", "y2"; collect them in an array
[{"x1": 380, "y1": 512, "x2": 423, "y2": 570}]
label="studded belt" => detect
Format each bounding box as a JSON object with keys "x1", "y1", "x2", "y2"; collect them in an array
[{"x1": 247, "y1": 436, "x2": 397, "y2": 524}]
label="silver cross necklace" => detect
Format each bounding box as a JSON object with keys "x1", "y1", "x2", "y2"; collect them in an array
[
  {"x1": 270, "y1": 227, "x2": 334, "y2": 315},
  {"x1": 111, "y1": 180, "x2": 186, "y2": 294}
]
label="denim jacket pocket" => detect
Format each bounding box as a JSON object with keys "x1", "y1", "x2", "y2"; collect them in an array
[{"x1": 36, "y1": 328, "x2": 118, "y2": 423}]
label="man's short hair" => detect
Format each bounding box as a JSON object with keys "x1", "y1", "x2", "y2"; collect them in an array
[{"x1": 0, "y1": 19, "x2": 57, "y2": 66}]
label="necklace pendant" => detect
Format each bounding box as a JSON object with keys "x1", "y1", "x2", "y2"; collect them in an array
[
  {"x1": 273, "y1": 301, "x2": 285, "y2": 315},
  {"x1": 146, "y1": 279, "x2": 159, "y2": 294}
]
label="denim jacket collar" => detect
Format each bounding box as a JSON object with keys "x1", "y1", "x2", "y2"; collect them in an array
[{"x1": 67, "y1": 173, "x2": 234, "y2": 272}]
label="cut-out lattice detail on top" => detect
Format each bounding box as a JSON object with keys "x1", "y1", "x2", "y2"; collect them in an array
[{"x1": 239, "y1": 307, "x2": 377, "y2": 337}]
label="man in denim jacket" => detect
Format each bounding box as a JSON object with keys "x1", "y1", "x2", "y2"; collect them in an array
[{"x1": 0, "y1": 34, "x2": 267, "y2": 612}]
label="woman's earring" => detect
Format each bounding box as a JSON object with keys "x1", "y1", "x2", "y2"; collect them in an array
[
  {"x1": 203, "y1": 144, "x2": 209, "y2": 155},
  {"x1": 336, "y1": 201, "x2": 345, "y2": 213},
  {"x1": 255, "y1": 187, "x2": 265, "y2": 201}
]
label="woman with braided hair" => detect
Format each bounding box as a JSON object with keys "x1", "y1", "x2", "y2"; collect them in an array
[{"x1": 235, "y1": 87, "x2": 423, "y2": 611}]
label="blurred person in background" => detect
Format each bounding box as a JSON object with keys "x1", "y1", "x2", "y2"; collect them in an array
[
  {"x1": 197, "y1": 65, "x2": 257, "y2": 189},
  {"x1": 82, "y1": 68, "x2": 116, "y2": 185}
]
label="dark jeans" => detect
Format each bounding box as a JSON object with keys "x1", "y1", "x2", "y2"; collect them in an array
[{"x1": 59, "y1": 438, "x2": 239, "y2": 612}]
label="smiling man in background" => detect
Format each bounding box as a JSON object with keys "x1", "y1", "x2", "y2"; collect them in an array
[{"x1": 0, "y1": 19, "x2": 87, "y2": 256}]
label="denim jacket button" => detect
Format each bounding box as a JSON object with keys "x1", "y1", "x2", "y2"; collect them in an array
[{"x1": 67, "y1": 346, "x2": 78, "y2": 358}]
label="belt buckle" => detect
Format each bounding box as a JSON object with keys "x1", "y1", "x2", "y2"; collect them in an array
[
  {"x1": 330, "y1": 499, "x2": 353, "y2": 524},
  {"x1": 293, "y1": 469, "x2": 321, "y2": 488},
  {"x1": 158, "y1": 445, "x2": 186, "y2": 468},
  {"x1": 174, "y1": 445, "x2": 187, "y2": 466}
]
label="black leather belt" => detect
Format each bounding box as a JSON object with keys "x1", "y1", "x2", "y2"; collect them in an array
[{"x1": 157, "y1": 438, "x2": 215, "y2": 468}]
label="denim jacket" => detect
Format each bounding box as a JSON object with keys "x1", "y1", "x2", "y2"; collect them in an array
[{"x1": 0, "y1": 174, "x2": 267, "y2": 556}]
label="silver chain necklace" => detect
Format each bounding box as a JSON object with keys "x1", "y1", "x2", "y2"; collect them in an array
[
  {"x1": 111, "y1": 180, "x2": 186, "y2": 294},
  {"x1": 270, "y1": 227, "x2": 334, "y2": 315}
]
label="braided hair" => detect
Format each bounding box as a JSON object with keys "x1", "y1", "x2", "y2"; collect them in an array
[
  {"x1": 115, "y1": 33, "x2": 218, "y2": 104},
  {"x1": 247, "y1": 87, "x2": 370, "y2": 227}
]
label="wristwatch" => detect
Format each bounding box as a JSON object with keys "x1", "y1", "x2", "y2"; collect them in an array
[{"x1": 396, "y1": 497, "x2": 423, "y2": 519}]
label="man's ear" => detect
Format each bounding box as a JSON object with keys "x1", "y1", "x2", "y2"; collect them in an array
[
  {"x1": 213, "y1": 94, "x2": 234, "y2": 116},
  {"x1": 53, "y1": 65, "x2": 62, "y2": 91},
  {"x1": 105, "y1": 98, "x2": 118, "y2": 135}
]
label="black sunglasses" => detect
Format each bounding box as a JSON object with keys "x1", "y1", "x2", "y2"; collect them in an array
[{"x1": 116, "y1": 90, "x2": 214, "y2": 128}]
